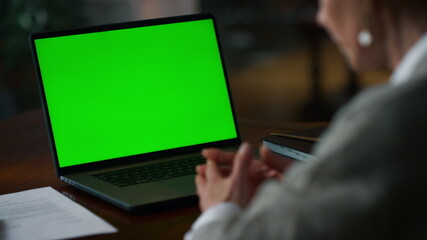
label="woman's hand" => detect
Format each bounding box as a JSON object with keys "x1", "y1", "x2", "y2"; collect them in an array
[
  {"x1": 195, "y1": 143, "x2": 294, "y2": 212},
  {"x1": 259, "y1": 144, "x2": 294, "y2": 179},
  {"x1": 195, "y1": 143, "x2": 252, "y2": 211}
]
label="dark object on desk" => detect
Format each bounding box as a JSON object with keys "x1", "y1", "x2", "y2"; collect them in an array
[
  {"x1": 270, "y1": 126, "x2": 326, "y2": 142},
  {"x1": 263, "y1": 127, "x2": 326, "y2": 162}
]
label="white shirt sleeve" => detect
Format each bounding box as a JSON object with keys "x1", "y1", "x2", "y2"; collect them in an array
[{"x1": 184, "y1": 202, "x2": 241, "y2": 240}]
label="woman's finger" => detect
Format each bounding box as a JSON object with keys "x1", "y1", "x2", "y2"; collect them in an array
[
  {"x1": 265, "y1": 169, "x2": 283, "y2": 180},
  {"x1": 196, "y1": 164, "x2": 206, "y2": 175},
  {"x1": 206, "y1": 159, "x2": 221, "y2": 180},
  {"x1": 195, "y1": 174, "x2": 206, "y2": 196},
  {"x1": 231, "y1": 142, "x2": 252, "y2": 180},
  {"x1": 202, "y1": 148, "x2": 236, "y2": 165},
  {"x1": 260, "y1": 144, "x2": 293, "y2": 172}
]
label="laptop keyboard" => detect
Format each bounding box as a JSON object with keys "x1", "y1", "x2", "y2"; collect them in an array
[{"x1": 92, "y1": 155, "x2": 206, "y2": 187}]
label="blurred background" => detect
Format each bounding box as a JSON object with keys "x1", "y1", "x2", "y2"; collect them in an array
[{"x1": 0, "y1": 0, "x2": 390, "y2": 123}]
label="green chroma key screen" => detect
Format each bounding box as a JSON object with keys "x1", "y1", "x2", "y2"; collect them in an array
[{"x1": 35, "y1": 19, "x2": 237, "y2": 167}]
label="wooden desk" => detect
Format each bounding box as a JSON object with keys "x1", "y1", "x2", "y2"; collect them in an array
[{"x1": 0, "y1": 109, "x2": 326, "y2": 239}]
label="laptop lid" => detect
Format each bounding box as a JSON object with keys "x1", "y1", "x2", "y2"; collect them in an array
[{"x1": 30, "y1": 14, "x2": 241, "y2": 176}]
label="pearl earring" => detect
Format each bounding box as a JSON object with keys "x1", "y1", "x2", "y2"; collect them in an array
[{"x1": 358, "y1": 29, "x2": 373, "y2": 47}]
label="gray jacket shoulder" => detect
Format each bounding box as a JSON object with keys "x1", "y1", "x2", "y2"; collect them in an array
[{"x1": 193, "y1": 77, "x2": 427, "y2": 240}]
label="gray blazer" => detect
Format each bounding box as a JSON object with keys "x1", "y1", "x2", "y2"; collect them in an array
[{"x1": 192, "y1": 71, "x2": 427, "y2": 239}]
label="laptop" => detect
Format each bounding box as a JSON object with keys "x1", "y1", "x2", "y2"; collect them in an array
[{"x1": 29, "y1": 14, "x2": 241, "y2": 212}]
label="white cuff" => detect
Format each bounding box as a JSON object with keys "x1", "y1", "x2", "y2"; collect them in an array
[{"x1": 184, "y1": 202, "x2": 241, "y2": 240}]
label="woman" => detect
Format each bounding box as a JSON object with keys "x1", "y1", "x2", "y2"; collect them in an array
[{"x1": 186, "y1": 0, "x2": 427, "y2": 239}]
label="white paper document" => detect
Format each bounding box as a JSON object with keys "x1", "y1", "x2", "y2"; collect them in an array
[{"x1": 0, "y1": 187, "x2": 117, "y2": 240}]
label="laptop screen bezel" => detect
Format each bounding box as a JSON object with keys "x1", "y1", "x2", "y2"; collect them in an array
[{"x1": 29, "y1": 13, "x2": 241, "y2": 176}]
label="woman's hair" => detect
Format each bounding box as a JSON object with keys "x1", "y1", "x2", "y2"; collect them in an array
[{"x1": 388, "y1": 0, "x2": 427, "y2": 16}]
